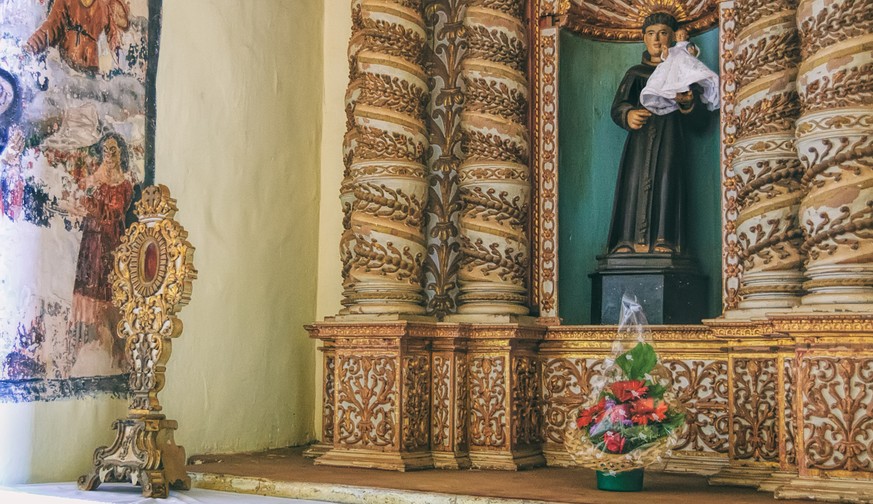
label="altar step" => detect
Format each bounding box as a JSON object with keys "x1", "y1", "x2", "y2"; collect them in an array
[{"x1": 187, "y1": 447, "x2": 805, "y2": 504}]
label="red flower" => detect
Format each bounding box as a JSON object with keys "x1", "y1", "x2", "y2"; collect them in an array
[
  {"x1": 610, "y1": 380, "x2": 648, "y2": 402},
  {"x1": 630, "y1": 397, "x2": 669, "y2": 425},
  {"x1": 577, "y1": 398, "x2": 606, "y2": 429},
  {"x1": 604, "y1": 431, "x2": 626, "y2": 453}
]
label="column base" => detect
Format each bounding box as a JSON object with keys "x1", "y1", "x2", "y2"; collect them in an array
[
  {"x1": 660, "y1": 452, "x2": 729, "y2": 476},
  {"x1": 708, "y1": 464, "x2": 777, "y2": 488},
  {"x1": 737, "y1": 270, "x2": 804, "y2": 311},
  {"x1": 757, "y1": 470, "x2": 797, "y2": 492},
  {"x1": 774, "y1": 476, "x2": 873, "y2": 503},
  {"x1": 314, "y1": 449, "x2": 433, "y2": 471},
  {"x1": 432, "y1": 451, "x2": 472, "y2": 470},
  {"x1": 542, "y1": 445, "x2": 574, "y2": 467},
  {"x1": 802, "y1": 264, "x2": 873, "y2": 307},
  {"x1": 469, "y1": 446, "x2": 545, "y2": 470},
  {"x1": 302, "y1": 443, "x2": 331, "y2": 459}
]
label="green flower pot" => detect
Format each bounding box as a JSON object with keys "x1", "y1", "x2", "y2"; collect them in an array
[{"x1": 596, "y1": 468, "x2": 644, "y2": 492}]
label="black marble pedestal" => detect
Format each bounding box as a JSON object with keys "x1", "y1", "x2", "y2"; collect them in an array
[{"x1": 590, "y1": 253, "x2": 707, "y2": 325}]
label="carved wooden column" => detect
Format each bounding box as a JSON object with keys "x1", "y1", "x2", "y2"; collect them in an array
[
  {"x1": 341, "y1": 0, "x2": 430, "y2": 314},
  {"x1": 457, "y1": 0, "x2": 531, "y2": 315},
  {"x1": 730, "y1": 0, "x2": 805, "y2": 311},
  {"x1": 796, "y1": 0, "x2": 873, "y2": 307},
  {"x1": 466, "y1": 324, "x2": 544, "y2": 469}
]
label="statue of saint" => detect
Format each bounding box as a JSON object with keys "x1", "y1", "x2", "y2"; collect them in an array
[{"x1": 606, "y1": 13, "x2": 711, "y2": 255}]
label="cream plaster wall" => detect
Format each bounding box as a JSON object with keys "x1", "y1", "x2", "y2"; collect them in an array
[
  {"x1": 0, "y1": 0, "x2": 324, "y2": 484},
  {"x1": 313, "y1": 0, "x2": 353, "y2": 439}
]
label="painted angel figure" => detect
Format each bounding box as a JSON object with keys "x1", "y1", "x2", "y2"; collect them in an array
[
  {"x1": 25, "y1": 0, "x2": 131, "y2": 73},
  {"x1": 640, "y1": 28, "x2": 720, "y2": 115}
]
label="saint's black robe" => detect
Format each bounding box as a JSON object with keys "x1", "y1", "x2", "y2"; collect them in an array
[{"x1": 607, "y1": 56, "x2": 707, "y2": 255}]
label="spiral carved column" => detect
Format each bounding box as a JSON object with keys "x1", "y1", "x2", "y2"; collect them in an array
[
  {"x1": 732, "y1": 0, "x2": 805, "y2": 310},
  {"x1": 341, "y1": 0, "x2": 430, "y2": 314},
  {"x1": 796, "y1": 0, "x2": 873, "y2": 307},
  {"x1": 457, "y1": 0, "x2": 530, "y2": 315}
]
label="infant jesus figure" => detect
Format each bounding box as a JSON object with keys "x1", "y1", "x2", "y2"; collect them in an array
[{"x1": 640, "y1": 28, "x2": 720, "y2": 115}]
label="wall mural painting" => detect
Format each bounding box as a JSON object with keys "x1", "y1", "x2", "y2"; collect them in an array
[{"x1": 0, "y1": 0, "x2": 161, "y2": 402}]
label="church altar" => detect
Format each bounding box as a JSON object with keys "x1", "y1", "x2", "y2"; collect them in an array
[{"x1": 306, "y1": 0, "x2": 873, "y2": 502}]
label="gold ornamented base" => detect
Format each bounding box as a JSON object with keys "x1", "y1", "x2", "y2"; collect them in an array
[
  {"x1": 660, "y1": 453, "x2": 729, "y2": 476},
  {"x1": 431, "y1": 451, "x2": 472, "y2": 470},
  {"x1": 708, "y1": 464, "x2": 777, "y2": 488},
  {"x1": 757, "y1": 470, "x2": 797, "y2": 493},
  {"x1": 78, "y1": 417, "x2": 191, "y2": 498},
  {"x1": 469, "y1": 447, "x2": 545, "y2": 471},
  {"x1": 302, "y1": 443, "x2": 332, "y2": 459},
  {"x1": 774, "y1": 477, "x2": 873, "y2": 503},
  {"x1": 314, "y1": 449, "x2": 434, "y2": 471}
]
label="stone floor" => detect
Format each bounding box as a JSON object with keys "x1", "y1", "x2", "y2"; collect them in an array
[{"x1": 187, "y1": 447, "x2": 807, "y2": 504}]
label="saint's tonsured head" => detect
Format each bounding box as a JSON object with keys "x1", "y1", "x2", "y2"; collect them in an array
[{"x1": 641, "y1": 13, "x2": 679, "y2": 61}]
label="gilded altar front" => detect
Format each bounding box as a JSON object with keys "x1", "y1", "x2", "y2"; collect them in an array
[{"x1": 309, "y1": 0, "x2": 873, "y2": 501}]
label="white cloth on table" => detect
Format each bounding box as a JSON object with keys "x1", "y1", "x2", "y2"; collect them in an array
[{"x1": 640, "y1": 41, "x2": 720, "y2": 115}]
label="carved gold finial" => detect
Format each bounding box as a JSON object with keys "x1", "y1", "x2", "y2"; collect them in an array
[{"x1": 79, "y1": 184, "x2": 197, "y2": 499}]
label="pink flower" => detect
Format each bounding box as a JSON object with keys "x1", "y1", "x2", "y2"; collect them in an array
[{"x1": 604, "y1": 431, "x2": 626, "y2": 453}]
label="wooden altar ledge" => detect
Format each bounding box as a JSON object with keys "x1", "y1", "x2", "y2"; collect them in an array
[{"x1": 187, "y1": 446, "x2": 808, "y2": 504}]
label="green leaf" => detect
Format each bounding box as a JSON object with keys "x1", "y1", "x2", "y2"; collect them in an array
[
  {"x1": 647, "y1": 383, "x2": 667, "y2": 399},
  {"x1": 616, "y1": 343, "x2": 658, "y2": 380}
]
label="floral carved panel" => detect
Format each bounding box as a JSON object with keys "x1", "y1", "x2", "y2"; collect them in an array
[
  {"x1": 512, "y1": 356, "x2": 542, "y2": 446},
  {"x1": 432, "y1": 354, "x2": 452, "y2": 449},
  {"x1": 800, "y1": 356, "x2": 873, "y2": 473},
  {"x1": 784, "y1": 357, "x2": 796, "y2": 467},
  {"x1": 323, "y1": 353, "x2": 336, "y2": 443},
  {"x1": 469, "y1": 356, "x2": 507, "y2": 448},
  {"x1": 403, "y1": 355, "x2": 431, "y2": 451},
  {"x1": 336, "y1": 355, "x2": 397, "y2": 448},
  {"x1": 542, "y1": 358, "x2": 603, "y2": 444},
  {"x1": 731, "y1": 358, "x2": 779, "y2": 461},
  {"x1": 665, "y1": 360, "x2": 729, "y2": 453}
]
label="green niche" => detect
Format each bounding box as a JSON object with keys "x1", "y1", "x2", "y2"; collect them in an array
[{"x1": 557, "y1": 29, "x2": 723, "y2": 324}]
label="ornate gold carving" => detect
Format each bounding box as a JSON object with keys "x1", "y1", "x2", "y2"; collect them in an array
[
  {"x1": 800, "y1": 63, "x2": 873, "y2": 113},
  {"x1": 337, "y1": 355, "x2": 398, "y2": 447},
  {"x1": 532, "y1": 26, "x2": 559, "y2": 317},
  {"x1": 562, "y1": 0, "x2": 718, "y2": 42},
  {"x1": 324, "y1": 353, "x2": 337, "y2": 443},
  {"x1": 800, "y1": 356, "x2": 873, "y2": 472},
  {"x1": 798, "y1": 0, "x2": 873, "y2": 59},
  {"x1": 732, "y1": 358, "x2": 780, "y2": 462},
  {"x1": 456, "y1": 357, "x2": 469, "y2": 448},
  {"x1": 423, "y1": 0, "x2": 465, "y2": 317},
  {"x1": 784, "y1": 357, "x2": 796, "y2": 467},
  {"x1": 403, "y1": 355, "x2": 431, "y2": 450},
  {"x1": 542, "y1": 358, "x2": 602, "y2": 444},
  {"x1": 79, "y1": 185, "x2": 196, "y2": 498},
  {"x1": 665, "y1": 360, "x2": 730, "y2": 453},
  {"x1": 721, "y1": 5, "x2": 741, "y2": 310},
  {"x1": 511, "y1": 356, "x2": 541, "y2": 446},
  {"x1": 469, "y1": 356, "x2": 507, "y2": 447},
  {"x1": 432, "y1": 355, "x2": 452, "y2": 448}
]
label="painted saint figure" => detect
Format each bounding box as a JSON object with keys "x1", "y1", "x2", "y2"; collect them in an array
[
  {"x1": 606, "y1": 13, "x2": 709, "y2": 255},
  {"x1": 72, "y1": 133, "x2": 133, "y2": 326},
  {"x1": 25, "y1": 0, "x2": 130, "y2": 73}
]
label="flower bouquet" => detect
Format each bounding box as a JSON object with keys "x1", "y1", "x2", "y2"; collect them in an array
[{"x1": 566, "y1": 297, "x2": 686, "y2": 492}]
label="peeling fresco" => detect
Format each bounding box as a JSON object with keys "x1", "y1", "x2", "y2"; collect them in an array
[{"x1": 0, "y1": 0, "x2": 160, "y2": 401}]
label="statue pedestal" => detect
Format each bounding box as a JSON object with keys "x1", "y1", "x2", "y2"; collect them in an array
[{"x1": 590, "y1": 254, "x2": 707, "y2": 324}]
